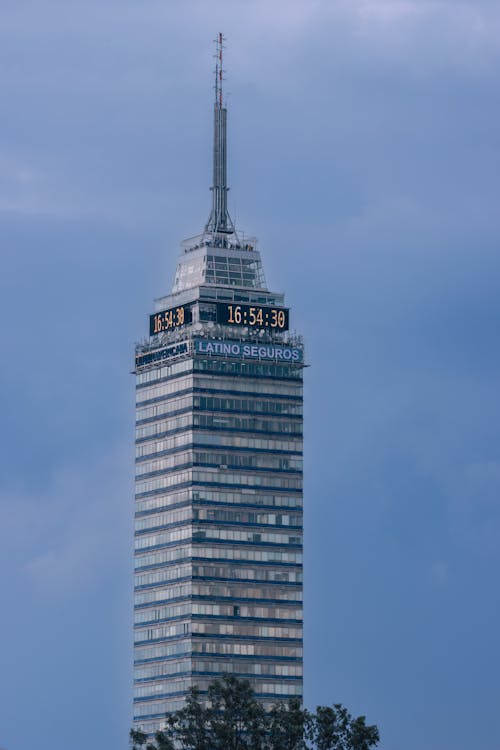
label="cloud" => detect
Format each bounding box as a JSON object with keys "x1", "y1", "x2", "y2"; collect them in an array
[
  {"x1": 206, "y1": 0, "x2": 500, "y2": 75},
  {"x1": 0, "y1": 0, "x2": 498, "y2": 224},
  {"x1": 0, "y1": 446, "x2": 132, "y2": 596},
  {"x1": 0, "y1": 152, "x2": 51, "y2": 216},
  {"x1": 0, "y1": 4, "x2": 499, "y2": 749}
]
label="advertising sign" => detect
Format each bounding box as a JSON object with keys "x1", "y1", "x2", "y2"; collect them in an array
[
  {"x1": 136, "y1": 341, "x2": 189, "y2": 369},
  {"x1": 194, "y1": 338, "x2": 303, "y2": 363}
]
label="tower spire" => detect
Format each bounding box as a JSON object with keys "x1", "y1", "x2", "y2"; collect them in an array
[{"x1": 205, "y1": 32, "x2": 235, "y2": 236}]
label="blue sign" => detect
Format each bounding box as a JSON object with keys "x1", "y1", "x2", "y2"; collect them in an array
[
  {"x1": 194, "y1": 338, "x2": 303, "y2": 363},
  {"x1": 136, "y1": 341, "x2": 189, "y2": 368}
]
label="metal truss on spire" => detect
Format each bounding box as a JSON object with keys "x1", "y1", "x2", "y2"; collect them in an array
[
  {"x1": 179, "y1": 33, "x2": 260, "y2": 270},
  {"x1": 203, "y1": 32, "x2": 238, "y2": 243}
]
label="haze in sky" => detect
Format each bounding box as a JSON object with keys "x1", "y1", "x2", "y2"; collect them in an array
[{"x1": 1, "y1": 2, "x2": 499, "y2": 749}]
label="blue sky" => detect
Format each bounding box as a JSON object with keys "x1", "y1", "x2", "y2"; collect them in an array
[{"x1": 1, "y1": 2, "x2": 499, "y2": 749}]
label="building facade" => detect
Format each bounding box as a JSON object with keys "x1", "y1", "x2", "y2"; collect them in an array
[{"x1": 133, "y1": 36, "x2": 304, "y2": 736}]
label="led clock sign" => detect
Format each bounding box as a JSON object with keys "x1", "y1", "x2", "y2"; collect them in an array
[
  {"x1": 150, "y1": 304, "x2": 192, "y2": 335},
  {"x1": 216, "y1": 303, "x2": 289, "y2": 331}
]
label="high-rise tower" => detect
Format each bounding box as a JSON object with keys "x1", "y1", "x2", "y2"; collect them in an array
[{"x1": 133, "y1": 35, "x2": 304, "y2": 735}]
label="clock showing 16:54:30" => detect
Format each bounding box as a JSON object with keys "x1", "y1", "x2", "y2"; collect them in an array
[
  {"x1": 216, "y1": 302, "x2": 289, "y2": 330},
  {"x1": 149, "y1": 304, "x2": 193, "y2": 335}
]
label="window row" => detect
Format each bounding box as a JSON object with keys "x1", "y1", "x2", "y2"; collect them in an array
[
  {"x1": 192, "y1": 564, "x2": 302, "y2": 584},
  {"x1": 133, "y1": 697, "x2": 189, "y2": 720},
  {"x1": 134, "y1": 581, "x2": 302, "y2": 607},
  {"x1": 134, "y1": 449, "x2": 178, "y2": 476},
  {"x1": 191, "y1": 622, "x2": 302, "y2": 640},
  {"x1": 192, "y1": 528, "x2": 302, "y2": 547},
  {"x1": 206, "y1": 255, "x2": 259, "y2": 270},
  {"x1": 136, "y1": 458, "x2": 303, "y2": 487},
  {"x1": 134, "y1": 544, "x2": 192, "y2": 571},
  {"x1": 136, "y1": 468, "x2": 303, "y2": 496},
  {"x1": 136, "y1": 375, "x2": 193, "y2": 406},
  {"x1": 138, "y1": 432, "x2": 302, "y2": 460},
  {"x1": 193, "y1": 453, "x2": 302, "y2": 474},
  {"x1": 215, "y1": 399, "x2": 305, "y2": 426},
  {"x1": 135, "y1": 506, "x2": 191, "y2": 533},
  {"x1": 135, "y1": 525, "x2": 302, "y2": 551},
  {"x1": 135, "y1": 681, "x2": 185, "y2": 700},
  {"x1": 136, "y1": 432, "x2": 192, "y2": 459},
  {"x1": 193, "y1": 508, "x2": 302, "y2": 527},
  {"x1": 135, "y1": 663, "x2": 302, "y2": 700},
  {"x1": 192, "y1": 469, "x2": 302, "y2": 491},
  {"x1": 135, "y1": 657, "x2": 191, "y2": 682},
  {"x1": 136, "y1": 414, "x2": 191, "y2": 441},
  {"x1": 134, "y1": 526, "x2": 191, "y2": 551},
  {"x1": 135, "y1": 490, "x2": 190, "y2": 515},
  {"x1": 135, "y1": 450, "x2": 191, "y2": 478},
  {"x1": 136, "y1": 507, "x2": 301, "y2": 535},
  {"x1": 194, "y1": 413, "x2": 302, "y2": 435},
  {"x1": 137, "y1": 396, "x2": 192, "y2": 423},
  {"x1": 204, "y1": 270, "x2": 259, "y2": 286},
  {"x1": 190, "y1": 582, "x2": 302, "y2": 603},
  {"x1": 135, "y1": 621, "x2": 190, "y2": 644},
  {"x1": 135, "y1": 488, "x2": 302, "y2": 517},
  {"x1": 135, "y1": 544, "x2": 302, "y2": 572},
  {"x1": 193, "y1": 661, "x2": 302, "y2": 678},
  {"x1": 135, "y1": 639, "x2": 302, "y2": 665},
  {"x1": 135, "y1": 601, "x2": 302, "y2": 625},
  {"x1": 135, "y1": 563, "x2": 301, "y2": 592},
  {"x1": 193, "y1": 433, "x2": 302, "y2": 454},
  {"x1": 133, "y1": 678, "x2": 195, "y2": 706},
  {"x1": 135, "y1": 470, "x2": 191, "y2": 497},
  {"x1": 136, "y1": 360, "x2": 192, "y2": 386},
  {"x1": 135, "y1": 563, "x2": 191, "y2": 590},
  {"x1": 195, "y1": 396, "x2": 302, "y2": 416},
  {"x1": 193, "y1": 544, "x2": 303, "y2": 566},
  {"x1": 134, "y1": 639, "x2": 190, "y2": 663},
  {"x1": 194, "y1": 375, "x2": 302, "y2": 399},
  {"x1": 136, "y1": 450, "x2": 302, "y2": 479},
  {"x1": 193, "y1": 359, "x2": 302, "y2": 381},
  {"x1": 192, "y1": 642, "x2": 303, "y2": 659},
  {"x1": 135, "y1": 620, "x2": 301, "y2": 646},
  {"x1": 134, "y1": 601, "x2": 192, "y2": 625},
  {"x1": 192, "y1": 488, "x2": 302, "y2": 510}
]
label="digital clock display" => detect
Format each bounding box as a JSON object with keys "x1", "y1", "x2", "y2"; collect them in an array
[
  {"x1": 150, "y1": 304, "x2": 192, "y2": 335},
  {"x1": 216, "y1": 303, "x2": 289, "y2": 331}
]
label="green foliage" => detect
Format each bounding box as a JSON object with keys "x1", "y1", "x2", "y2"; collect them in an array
[
  {"x1": 129, "y1": 728, "x2": 158, "y2": 750},
  {"x1": 268, "y1": 697, "x2": 309, "y2": 750},
  {"x1": 205, "y1": 674, "x2": 268, "y2": 750},
  {"x1": 129, "y1": 729, "x2": 147, "y2": 750},
  {"x1": 165, "y1": 687, "x2": 211, "y2": 750},
  {"x1": 312, "y1": 704, "x2": 380, "y2": 750},
  {"x1": 130, "y1": 675, "x2": 379, "y2": 750}
]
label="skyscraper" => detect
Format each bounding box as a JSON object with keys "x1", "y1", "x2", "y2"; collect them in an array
[{"x1": 133, "y1": 35, "x2": 304, "y2": 736}]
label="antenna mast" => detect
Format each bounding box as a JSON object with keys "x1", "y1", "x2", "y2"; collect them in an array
[{"x1": 205, "y1": 32, "x2": 235, "y2": 237}]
